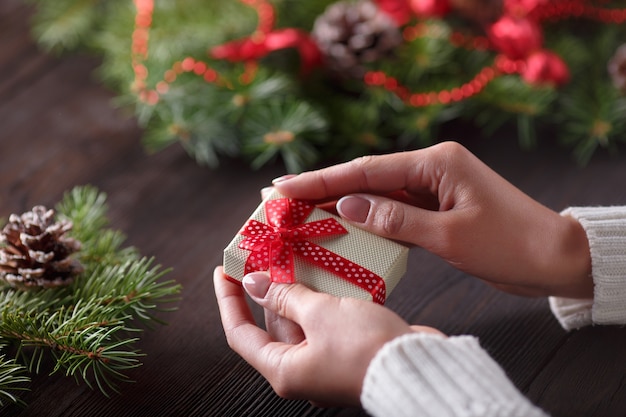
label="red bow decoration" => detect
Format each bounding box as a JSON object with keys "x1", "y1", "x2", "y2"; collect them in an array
[
  {"x1": 210, "y1": 29, "x2": 322, "y2": 75},
  {"x1": 210, "y1": 0, "x2": 322, "y2": 75},
  {"x1": 238, "y1": 198, "x2": 387, "y2": 304}
]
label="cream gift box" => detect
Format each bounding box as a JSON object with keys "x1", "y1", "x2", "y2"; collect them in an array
[{"x1": 223, "y1": 190, "x2": 409, "y2": 304}]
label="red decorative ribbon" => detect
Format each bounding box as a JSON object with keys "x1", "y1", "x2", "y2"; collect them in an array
[
  {"x1": 238, "y1": 198, "x2": 387, "y2": 304},
  {"x1": 211, "y1": 29, "x2": 322, "y2": 75},
  {"x1": 209, "y1": 0, "x2": 322, "y2": 75}
]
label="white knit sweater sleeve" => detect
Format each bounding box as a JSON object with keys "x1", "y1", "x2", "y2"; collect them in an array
[
  {"x1": 549, "y1": 206, "x2": 626, "y2": 330},
  {"x1": 361, "y1": 333, "x2": 547, "y2": 417}
]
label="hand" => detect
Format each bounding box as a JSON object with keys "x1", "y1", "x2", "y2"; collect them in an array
[
  {"x1": 273, "y1": 141, "x2": 592, "y2": 298},
  {"x1": 213, "y1": 266, "x2": 441, "y2": 407}
]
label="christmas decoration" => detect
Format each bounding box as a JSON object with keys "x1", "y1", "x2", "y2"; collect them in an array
[
  {"x1": 224, "y1": 190, "x2": 409, "y2": 304},
  {"x1": 312, "y1": 1, "x2": 403, "y2": 78},
  {"x1": 0, "y1": 206, "x2": 83, "y2": 289},
  {"x1": 0, "y1": 186, "x2": 180, "y2": 407},
  {"x1": 25, "y1": 0, "x2": 626, "y2": 170}
]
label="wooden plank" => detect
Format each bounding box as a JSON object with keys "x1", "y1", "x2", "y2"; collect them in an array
[{"x1": 526, "y1": 326, "x2": 626, "y2": 416}]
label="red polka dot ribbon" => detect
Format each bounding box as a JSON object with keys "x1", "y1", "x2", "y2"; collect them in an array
[{"x1": 238, "y1": 198, "x2": 387, "y2": 304}]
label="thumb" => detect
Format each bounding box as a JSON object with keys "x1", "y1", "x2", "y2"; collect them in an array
[
  {"x1": 336, "y1": 194, "x2": 439, "y2": 245},
  {"x1": 242, "y1": 272, "x2": 325, "y2": 325}
]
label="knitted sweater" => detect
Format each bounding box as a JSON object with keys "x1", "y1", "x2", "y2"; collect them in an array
[{"x1": 361, "y1": 206, "x2": 626, "y2": 417}]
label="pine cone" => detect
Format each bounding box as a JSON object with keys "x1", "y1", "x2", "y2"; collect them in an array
[
  {"x1": 609, "y1": 43, "x2": 626, "y2": 94},
  {"x1": 312, "y1": 0, "x2": 402, "y2": 78},
  {"x1": 0, "y1": 206, "x2": 83, "y2": 289}
]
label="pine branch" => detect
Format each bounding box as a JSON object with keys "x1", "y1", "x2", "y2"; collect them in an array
[
  {"x1": 0, "y1": 352, "x2": 29, "y2": 407},
  {"x1": 0, "y1": 186, "x2": 181, "y2": 405},
  {"x1": 242, "y1": 97, "x2": 328, "y2": 173},
  {"x1": 25, "y1": 0, "x2": 116, "y2": 52}
]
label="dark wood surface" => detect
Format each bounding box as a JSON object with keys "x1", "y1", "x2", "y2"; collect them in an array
[{"x1": 2, "y1": 1, "x2": 626, "y2": 416}]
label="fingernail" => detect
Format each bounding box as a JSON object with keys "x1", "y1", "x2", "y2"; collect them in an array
[
  {"x1": 337, "y1": 195, "x2": 370, "y2": 223},
  {"x1": 242, "y1": 272, "x2": 272, "y2": 299},
  {"x1": 272, "y1": 174, "x2": 297, "y2": 184}
]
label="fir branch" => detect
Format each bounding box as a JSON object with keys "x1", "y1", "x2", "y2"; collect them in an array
[
  {"x1": 242, "y1": 98, "x2": 328, "y2": 173},
  {"x1": 75, "y1": 258, "x2": 180, "y2": 325},
  {"x1": 143, "y1": 99, "x2": 240, "y2": 168},
  {"x1": 2, "y1": 297, "x2": 138, "y2": 390},
  {"x1": 26, "y1": 0, "x2": 109, "y2": 52},
  {"x1": 0, "y1": 354, "x2": 29, "y2": 407},
  {"x1": 56, "y1": 185, "x2": 109, "y2": 236},
  {"x1": 559, "y1": 83, "x2": 626, "y2": 165},
  {"x1": 0, "y1": 186, "x2": 181, "y2": 404},
  {"x1": 465, "y1": 75, "x2": 557, "y2": 141}
]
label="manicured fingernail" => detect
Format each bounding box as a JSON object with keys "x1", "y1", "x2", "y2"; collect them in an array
[
  {"x1": 337, "y1": 195, "x2": 370, "y2": 223},
  {"x1": 272, "y1": 174, "x2": 297, "y2": 184},
  {"x1": 242, "y1": 272, "x2": 271, "y2": 298}
]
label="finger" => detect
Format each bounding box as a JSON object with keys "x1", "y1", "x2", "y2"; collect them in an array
[
  {"x1": 273, "y1": 153, "x2": 416, "y2": 201},
  {"x1": 213, "y1": 267, "x2": 277, "y2": 356},
  {"x1": 265, "y1": 185, "x2": 339, "y2": 214},
  {"x1": 214, "y1": 267, "x2": 304, "y2": 383},
  {"x1": 273, "y1": 146, "x2": 456, "y2": 202},
  {"x1": 243, "y1": 272, "x2": 331, "y2": 327},
  {"x1": 265, "y1": 309, "x2": 305, "y2": 344},
  {"x1": 336, "y1": 193, "x2": 443, "y2": 246}
]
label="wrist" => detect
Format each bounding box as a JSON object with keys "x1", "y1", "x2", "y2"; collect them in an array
[{"x1": 551, "y1": 213, "x2": 593, "y2": 298}]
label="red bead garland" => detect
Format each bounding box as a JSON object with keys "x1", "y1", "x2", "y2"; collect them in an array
[
  {"x1": 365, "y1": 63, "x2": 505, "y2": 107},
  {"x1": 239, "y1": 0, "x2": 276, "y2": 35},
  {"x1": 131, "y1": 0, "x2": 274, "y2": 105}
]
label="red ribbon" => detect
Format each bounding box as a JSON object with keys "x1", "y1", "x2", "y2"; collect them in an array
[
  {"x1": 209, "y1": 0, "x2": 322, "y2": 75},
  {"x1": 210, "y1": 29, "x2": 322, "y2": 75},
  {"x1": 238, "y1": 198, "x2": 387, "y2": 304}
]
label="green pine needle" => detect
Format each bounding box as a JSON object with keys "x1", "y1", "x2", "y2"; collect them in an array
[
  {"x1": 0, "y1": 353, "x2": 29, "y2": 407},
  {"x1": 0, "y1": 186, "x2": 181, "y2": 405},
  {"x1": 25, "y1": 0, "x2": 115, "y2": 52},
  {"x1": 242, "y1": 98, "x2": 328, "y2": 173}
]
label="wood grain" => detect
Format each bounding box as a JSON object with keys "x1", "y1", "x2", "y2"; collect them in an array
[{"x1": 2, "y1": 2, "x2": 626, "y2": 416}]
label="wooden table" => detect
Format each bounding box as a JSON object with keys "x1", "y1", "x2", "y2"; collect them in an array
[{"x1": 2, "y1": 1, "x2": 626, "y2": 416}]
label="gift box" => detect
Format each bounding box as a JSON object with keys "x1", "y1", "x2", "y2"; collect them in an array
[{"x1": 223, "y1": 190, "x2": 409, "y2": 304}]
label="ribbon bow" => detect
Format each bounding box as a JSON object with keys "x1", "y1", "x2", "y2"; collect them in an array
[{"x1": 238, "y1": 198, "x2": 387, "y2": 304}]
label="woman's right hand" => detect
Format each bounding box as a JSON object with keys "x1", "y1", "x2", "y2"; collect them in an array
[
  {"x1": 214, "y1": 267, "x2": 442, "y2": 407},
  {"x1": 274, "y1": 141, "x2": 592, "y2": 299}
]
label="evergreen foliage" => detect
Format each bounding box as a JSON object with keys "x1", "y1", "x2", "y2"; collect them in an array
[
  {"x1": 0, "y1": 186, "x2": 181, "y2": 406},
  {"x1": 24, "y1": 0, "x2": 626, "y2": 172}
]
